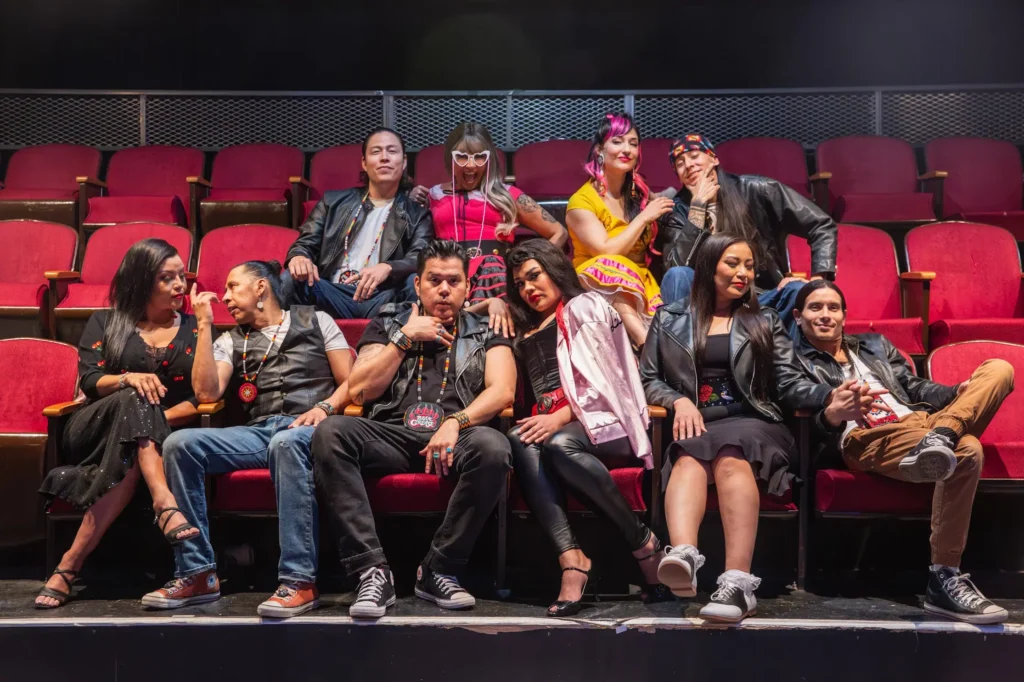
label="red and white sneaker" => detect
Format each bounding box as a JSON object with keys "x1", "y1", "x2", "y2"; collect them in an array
[
  {"x1": 141, "y1": 570, "x2": 221, "y2": 609},
  {"x1": 257, "y1": 582, "x2": 320, "y2": 618}
]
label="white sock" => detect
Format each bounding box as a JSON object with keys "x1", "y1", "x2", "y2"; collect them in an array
[{"x1": 931, "y1": 564, "x2": 959, "y2": 574}]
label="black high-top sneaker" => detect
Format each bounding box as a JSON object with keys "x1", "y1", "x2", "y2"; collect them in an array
[
  {"x1": 349, "y1": 565, "x2": 396, "y2": 619},
  {"x1": 657, "y1": 544, "x2": 705, "y2": 598},
  {"x1": 899, "y1": 431, "x2": 957, "y2": 482},
  {"x1": 699, "y1": 570, "x2": 761, "y2": 623},
  {"x1": 414, "y1": 565, "x2": 476, "y2": 610},
  {"x1": 924, "y1": 567, "x2": 1008, "y2": 624}
]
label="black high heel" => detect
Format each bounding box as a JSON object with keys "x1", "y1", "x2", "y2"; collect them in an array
[
  {"x1": 635, "y1": 538, "x2": 673, "y2": 604},
  {"x1": 547, "y1": 566, "x2": 590, "y2": 618}
]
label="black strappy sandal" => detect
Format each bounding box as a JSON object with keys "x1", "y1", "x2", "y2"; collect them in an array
[
  {"x1": 155, "y1": 507, "x2": 198, "y2": 546},
  {"x1": 35, "y1": 568, "x2": 78, "y2": 609},
  {"x1": 636, "y1": 539, "x2": 673, "y2": 604},
  {"x1": 547, "y1": 566, "x2": 590, "y2": 618}
]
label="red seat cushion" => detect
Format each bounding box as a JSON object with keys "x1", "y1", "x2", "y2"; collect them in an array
[
  {"x1": 715, "y1": 137, "x2": 811, "y2": 198},
  {"x1": 930, "y1": 318, "x2": 1024, "y2": 348},
  {"x1": 815, "y1": 469, "x2": 933, "y2": 514},
  {"x1": 832, "y1": 193, "x2": 935, "y2": 222},
  {"x1": 336, "y1": 319, "x2": 370, "y2": 349},
  {"x1": 204, "y1": 189, "x2": 289, "y2": 202},
  {"x1": 0, "y1": 188, "x2": 78, "y2": 200},
  {"x1": 513, "y1": 140, "x2": 592, "y2": 199},
  {"x1": 2, "y1": 144, "x2": 100, "y2": 194},
  {"x1": 0, "y1": 282, "x2": 47, "y2": 308},
  {"x1": 511, "y1": 467, "x2": 646, "y2": 513},
  {"x1": 195, "y1": 225, "x2": 298, "y2": 306},
  {"x1": 638, "y1": 138, "x2": 679, "y2": 193},
  {"x1": 982, "y1": 443, "x2": 1024, "y2": 479},
  {"x1": 302, "y1": 199, "x2": 318, "y2": 223},
  {"x1": 925, "y1": 138, "x2": 1023, "y2": 220},
  {"x1": 0, "y1": 338, "x2": 79, "y2": 434},
  {"x1": 414, "y1": 145, "x2": 508, "y2": 189},
  {"x1": 211, "y1": 469, "x2": 276, "y2": 512},
  {"x1": 958, "y1": 211, "x2": 1024, "y2": 241},
  {"x1": 308, "y1": 145, "x2": 365, "y2": 201},
  {"x1": 85, "y1": 196, "x2": 186, "y2": 226},
  {"x1": 844, "y1": 318, "x2": 926, "y2": 355},
  {"x1": 77, "y1": 223, "x2": 193, "y2": 287},
  {"x1": 56, "y1": 283, "x2": 109, "y2": 309},
  {"x1": 98, "y1": 146, "x2": 205, "y2": 224}
]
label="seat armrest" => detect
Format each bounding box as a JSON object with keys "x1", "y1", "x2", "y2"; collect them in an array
[
  {"x1": 43, "y1": 401, "x2": 83, "y2": 418},
  {"x1": 187, "y1": 176, "x2": 212, "y2": 188},
  {"x1": 45, "y1": 271, "x2": 81, "y2": 281},
  {"x1": 288, "y1": 176, "x2": 311, "y2": 187},
  {"x1": 76, "y1": 176, "x2": 107, "y2": 189},
  {"x1": 787, "y1": 271, "x2": 809, "y2": 279},
  {"x1": 196, "y1": 401, "x2": 225, "y2": 415},
  {"x1": 344, "y1": 404, "x2": 364, "y2": 417},
  {"x1": 919, "y1": 172, "x2": 946, "y2": 217},
  {"x1": 290, "y1": 177, "x2": 311, "y2": 228},
  {"x1": 808, "y1": 172, "x2": 832, "y2": 181},
  {"x1": 808, "y1": 172, "x2": 831, "y2": 213},
  {"x1": 900, "y1": 271, "x2": 936, "y2": 281},
  {"x1": 918, "y1": 171, "x2": 948, "y2": 180},
  {"x1": 899, "y1": 273, "x2": 934, "y2": 351},
  {"x1": 649, "y1": 405, "x2": 667, "y2": 419}
]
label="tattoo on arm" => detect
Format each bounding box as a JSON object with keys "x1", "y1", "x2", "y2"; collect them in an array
[
  {"x1": 539, "y1": 206, "x2": 558, "y2": 223},
  {"x1": 518, "y1": 193, "x2": 560, "y2": 224}
]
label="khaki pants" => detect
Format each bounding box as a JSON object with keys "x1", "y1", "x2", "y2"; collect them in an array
[{"x1": 842, "y1": 359, "x2": 1015, "y2": 566}]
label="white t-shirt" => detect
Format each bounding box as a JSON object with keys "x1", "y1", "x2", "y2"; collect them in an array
[
  {"x1": 331, "y1": 200, "x2": 392, "y2": 282},
  {"x1": 840, "y1": 352, "x2": 913, "y2": 444},
  {"x1": 213, "y1": 310, "x2": 349, "y2": 366}
]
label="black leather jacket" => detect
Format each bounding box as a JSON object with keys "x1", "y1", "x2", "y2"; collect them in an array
[
  {"x1": 655, "y1": 172, "x2": 837, "y2": 288},
  {"x1": 364, "y1": 302, "x2": 495, "y2": 421},
  {"x1": 286, "y1": 188, "x2": 432, "y2": 286},
  {"x1": 640, "y1": 301, "x2": 832, "y2": 422},
  {"x1": 795, "y1": 331, "x2": 958, "y2": 465}
]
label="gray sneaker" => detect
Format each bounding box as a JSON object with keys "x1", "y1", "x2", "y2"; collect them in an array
[
  {"x1": 657, "y1": 544, "x2": 705, "y2": 598},
  {"x1": 899, "y1": 431, "x2": 957, "y2": 482}
]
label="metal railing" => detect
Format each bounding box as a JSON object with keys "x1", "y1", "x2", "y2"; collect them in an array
[{"x1": 1, "y1": 84, "x2": 1023, "y2": 151}]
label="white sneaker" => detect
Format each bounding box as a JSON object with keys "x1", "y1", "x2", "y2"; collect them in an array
[
  {"x1": 657, "y1": 544, "x2": 705, "y2": 598},
  {"x1": 699, "y1": 570, "x2": 760, "y2": 623}
]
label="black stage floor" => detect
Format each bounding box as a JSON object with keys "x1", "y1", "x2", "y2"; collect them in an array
[{"x1": 3, "y1": 578, "x2": 1024, "y2": 682}]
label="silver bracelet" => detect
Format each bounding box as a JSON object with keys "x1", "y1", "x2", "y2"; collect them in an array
[
  {"x1": 118, "y1": 373, "x2": 129, "y2": 390},
  {"x1": 315, "y1": 401, "x2": 335, "y2": 416}
]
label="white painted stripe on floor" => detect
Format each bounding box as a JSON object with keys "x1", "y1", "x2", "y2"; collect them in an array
[{"x1": 1, "y1": 615, "x2": 1022, "y2": 634}]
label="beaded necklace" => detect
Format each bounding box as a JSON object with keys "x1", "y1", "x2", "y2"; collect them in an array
[
  {"x1": 237, "y1": 316, "x2": 284, "y2": 403},
  {"x1": 340, "y1": 192, "x2": 392, "y2": 277}
]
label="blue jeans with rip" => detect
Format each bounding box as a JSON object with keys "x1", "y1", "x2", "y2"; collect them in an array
[
  {"x1": 660, "y1": 266, "x2": 804, "y2": 337},
  {"x1": 162, "y1": 415, "x2": 318, "y2": 584},
  {"x1": 282, "y1": 271, "x2": 416, "y2": 319}
]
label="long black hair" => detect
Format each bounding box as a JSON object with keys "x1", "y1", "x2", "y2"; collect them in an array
[
  {"x1": 689, "y1": 233, "x2": 773, "y2": 401},
  {"x1": 505, "y1": 239, "x2": 585, "y2": 334},
  {"x1": 103, "y1": 238, "x2": 180, "y2": 369},
  {"x1": 237, "y1": 260, "x2": 286, "y2": 308},
  {"x1": 358, "y1": 127, "x2": 414, "y2": 190}
]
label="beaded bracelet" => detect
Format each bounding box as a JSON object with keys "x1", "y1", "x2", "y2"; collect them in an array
[
  {"x1": 315, "y1": 401, "x2": 335, "y2": 416},
  {"x1": 446, "y1": 411, "x2": 471, "y2": 430}
]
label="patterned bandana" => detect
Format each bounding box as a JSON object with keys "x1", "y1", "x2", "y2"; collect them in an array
[{"x1": 669, "y1": 134, "x2": 717, "y2": 162}]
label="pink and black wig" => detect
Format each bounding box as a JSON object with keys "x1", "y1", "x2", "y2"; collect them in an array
[{"x1": 584, "y1": 112, "x2": 651, "y2": 221}]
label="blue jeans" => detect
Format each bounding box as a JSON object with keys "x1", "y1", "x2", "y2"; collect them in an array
[
  {"x1": 282, "y1": 272, "x2": 416, "y2": 319},
  {"x1": 162, "y1": 415, "x2": 318, "y2": 584},
  {"x1": 660, "y1": 266, "x2": 803, "y2": 337}
]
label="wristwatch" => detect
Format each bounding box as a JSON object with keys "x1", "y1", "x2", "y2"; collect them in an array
[{"x1": 389, "y1": 327, "x2": 413, "y2": 352}]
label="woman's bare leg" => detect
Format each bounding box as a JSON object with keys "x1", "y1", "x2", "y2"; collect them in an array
[
  {"x1": 35, "y1": 465, "x2": 141, "y2": 607},
  {"x1": 552, "y1": 548, "x2": 592, "y2": 608},
  {"x1": 611, "y1": 301, "x2": 650, "y2": 348},
  {"x1": 711, "y1": 447, "x2": 760, "y2": 573},
  {"x1": 136, "y1": 438, "x2": 198, "y2": 541},
  {"x1": 664, "y1": 455, "x2": 712, "y2": 547}
]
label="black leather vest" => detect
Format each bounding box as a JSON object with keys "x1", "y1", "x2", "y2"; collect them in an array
[{"x1": 229, "y1": 306, "x2": 335, "y2": 424}]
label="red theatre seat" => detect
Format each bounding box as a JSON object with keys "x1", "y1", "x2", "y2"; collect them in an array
[
  {"x1": 716, "y1": 137, "x2": 814, "y2": 199},
  {"x1": 414, "y1": 144, "x2": 508, "y2": 190},
  {"x1": 293, "y1": 144, "x2": 365, "y2": 225},
  {"x1": 638, "y1": 138, "x2": 679, "y2": 194},
  {"x1": 81, "y1": 146, "x2": 205, "y2": 229},
  {"x1": 513, "y1": 140, "x2": 592, "y2": 200},
  {"x1": 925, "y1": 137, "x2": 1024, "y2": 241},
  {"x1": 0, "y1": 144, "x2": 101, "y2": 227},
  {"x1": 194, "y1": 144, "x2": 304, "y2": 235},
  {"x1": 787, "y1": 224, "x2": 928, "y2": 354},
  {"x1": 511, "y1": 466, "x2": 647, "y2": 514},
  {"x1": 0, "y1": 220, "x2": 78, "y2": 339},
  {"x1": 816, "y1": 136, "x2": 937, "y2": 223},
  {"x1": 194, "y1": 225, "x2": 298, "y2": 328},
  {"x1": 47, "y1": 223, "x2": 193, "y2": 343},
  {"x1": 928, "y1": 341, "x2": 1024, "y2": 480},
  {"x1": 905, "y1": 222, "x2": 1024, "y2": 347},
  {"x1": 1, "y1": 338, "x2": 79, "y2": 547},
  {"x1": 335, "y1": 318, "x2": 370, "y2": 351}
]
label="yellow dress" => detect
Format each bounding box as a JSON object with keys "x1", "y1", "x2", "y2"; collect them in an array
[{"x1": 567, "y1": 181, "x2": 662, "y2": 318}]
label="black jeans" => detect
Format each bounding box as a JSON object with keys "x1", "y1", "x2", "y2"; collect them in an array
[
  {"x1": 507, "y1": 421, "x2": 650, "y2": 555},
  {"x1": 313, "y1": 416, "x2": 511, "y2": 578}
]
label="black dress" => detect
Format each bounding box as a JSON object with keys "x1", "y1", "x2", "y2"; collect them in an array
[
  {"x1": 38, "y1": 310, "x2": 199, "y2": 511},
  {"x1": 667, "y1": 334, "x2": 796, "y2": 496}
]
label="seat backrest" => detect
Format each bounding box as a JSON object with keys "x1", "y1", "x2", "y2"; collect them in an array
[
  {"x1": 413, "y1": 144, "x2": 508, "y2": 188},
  {"x1": 0, "y1": 220, "x2": 78, "y2": 284},
  {"x1": 928, "y1": 341, "x2": 1024, "y2": 447},
  {"x1": 513, "y1": 140, "x2": 592, "y2": 198},
  {"x1": 787, "y1": 224, "x2": 903, "y2": 319},
  {"x1": 105, "y1": 146, "x2": 206, "y2": 205},
  {"x1": 3, "y1": 144, "x2": 101, "y2": 191},
  {"x1": 0, "y1": 338, "x2": 79, "y2": 434},
  {"x1": 209, "y1": 144, "x2": 304, "y2": 190},
  {"x1": 816, "y1": 136, "x2": 920, "y2": 197},
  {"x1": 195, "y1": 225, "x2": 298, "y2": 296},
  {"x1": 716, "y1": 137, "x2": 810, "y2": 197},
  {"x1": 308, "y1": 144, "x2": 365, "y2": 200},
  {"x1": 637, "y1": 138, "x2": 679, "y2": 193},
  {"x1": 925, "y1": 137, "x2": 1023, "y2": 216},
  {"x1": 80, "y1": 223, "x2": 193, "y2": 286},
  {"x1": 906, "y1": 221, "x2": 1024, "y2": 320}
]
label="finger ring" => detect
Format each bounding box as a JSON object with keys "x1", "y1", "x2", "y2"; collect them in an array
[
  {"x1": 446, "y1": 446, "x2": 453, "y2": 453},
  {"x1": 433, "y1": 452, "x2": 441, "y2": 460},
  {"x1": 435, "y1": 335, "x2": 442, "y2": 343}
]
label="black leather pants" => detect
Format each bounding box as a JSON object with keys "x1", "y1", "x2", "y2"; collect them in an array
[{"x1": 508, "y1": 421, "x2": 650, "y2": 555}]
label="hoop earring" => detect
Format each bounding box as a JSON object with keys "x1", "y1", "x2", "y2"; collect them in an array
[{"x1": 597, "y1": 152, "x2": 606, "y2": 167}]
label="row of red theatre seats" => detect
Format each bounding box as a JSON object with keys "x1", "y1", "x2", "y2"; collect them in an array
[
  {"x1": 0, "y1": 136, "x2": 1023, "y2": 239},
  {"x1": 1, "y1": 219, "x2": 1020, "y2": 355},
  {"x1": 3, "y1": 336, "x2": 1022, "y2": 584}
]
